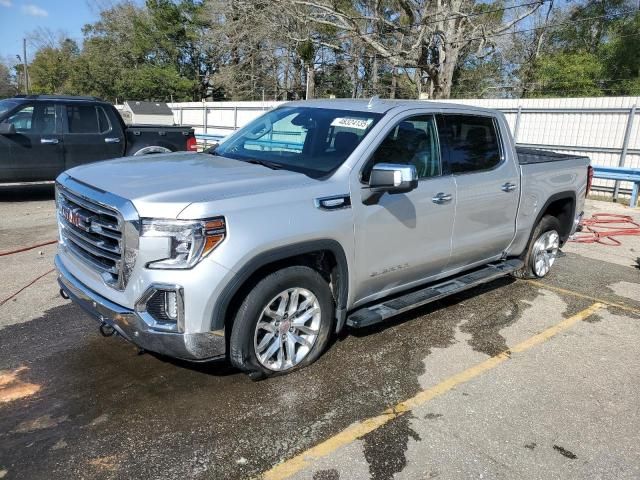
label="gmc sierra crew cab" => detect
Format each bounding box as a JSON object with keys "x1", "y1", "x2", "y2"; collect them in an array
[
  {"x1": 0, "y1": 95, "x2": 196, "y2": 183},
  {"x1": 55, "y1": 99, "x2": 591, "y2": 379}
]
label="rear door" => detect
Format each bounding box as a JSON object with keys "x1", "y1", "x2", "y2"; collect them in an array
[
  {"x1": 0, "y1": 102, "x2": 63, "y2": 182},
  {"x1": 62, "y1": 103, "x2": 125, "y2": 170},
  {"x1": 437, "y1": 113, "x2": 519, "y2": 269}
]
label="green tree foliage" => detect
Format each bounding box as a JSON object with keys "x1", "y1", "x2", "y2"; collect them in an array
[
  {"x1": 19, "y1": 0, "x2": 640, "y2": 101},
  {"x1": 24, "y1": 1, "x2": 207, "y2": 102},
  {"x1": 116, "y1": 65, "x2": 195, "y2": 100},
  {"x1": 601, "y1": 12, "x2": 640, "y2": 95},
  {"x1": 526, "y1": 1, "x2": 640, "y2": 97},
  {"x1": 532, "y1": 52, "x2": 605, "y2": 97},
  {"x1": 0, "y1": 62, "x2": 17, "y2": 98},
  {"x1": 451, "y1": 57, "x2": 503, "y2": 99},
  {"x1": 29, "y1": 39, "x2": 79, "y2": 94}
]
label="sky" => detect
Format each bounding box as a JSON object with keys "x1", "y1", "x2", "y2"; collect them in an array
[{"x1": 0, "y1": 0, "x2": 97, "y2": 61}]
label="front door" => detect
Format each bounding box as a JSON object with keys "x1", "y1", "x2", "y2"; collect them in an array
[
  {"x1": 351, "y1": 113, "x2": 456, "y2": 306},
  {"x1": 436, "y1": 113, "x2": 519, "y2": 269},
  {"x1": 0, "y1": 102, "x2": 63, "y2": 182}
]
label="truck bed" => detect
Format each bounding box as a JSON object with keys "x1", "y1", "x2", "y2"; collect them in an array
[{"x1": 516, "y1": 146, "x2": 589, "y2": 165}]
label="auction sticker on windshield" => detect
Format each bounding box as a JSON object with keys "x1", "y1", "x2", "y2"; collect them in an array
[{"x1": 331, "y1": 117, "x2": 374, "y2": 130}]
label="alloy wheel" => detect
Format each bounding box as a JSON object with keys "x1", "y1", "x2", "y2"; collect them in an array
[
  {"x1": 253, "y1": 287, "x2": 321, "y2": 371},
  {"x1": 531, "y1": 230, "x2": 560, "y2": 277}
]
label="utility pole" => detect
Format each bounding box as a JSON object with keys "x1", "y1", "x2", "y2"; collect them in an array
[{"x1": 22, "y1": 38, "x2": 30, "y2": 95}]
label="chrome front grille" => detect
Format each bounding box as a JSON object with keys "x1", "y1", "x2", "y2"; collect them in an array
[{"x1": 57, "y1": 185, "x2": 124, "y2": 287}]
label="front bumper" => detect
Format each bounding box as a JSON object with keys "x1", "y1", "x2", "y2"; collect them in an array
[{"x1": 55, "y1": 255, "x2": 226, "y2": 361}]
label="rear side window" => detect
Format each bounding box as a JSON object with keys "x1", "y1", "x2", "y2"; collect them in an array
[
  {"x1": 97, "y1": 107, "x2": 111, "y2": 133},
  {"x1": 66, "y1": 105, "x2": 111, "y2": 134},
  {"x1": 437, "y1": 115, "x2": 502, "y2": 174}
]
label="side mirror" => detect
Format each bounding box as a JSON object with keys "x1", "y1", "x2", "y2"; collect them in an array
[
  {"x1": 0, "y1": 123, "x2": 16, "y2": 135},
  {"x1": 203, "y1": 142, "x2": 219, "y2": 154},
  {"x1": 363, "y1": 163, "x2": 418, "y2": 205}
]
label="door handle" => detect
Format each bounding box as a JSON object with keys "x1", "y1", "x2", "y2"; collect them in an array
[
  {"x1": 105, "y1": 137, "x2": 121, "y2": 143},
  {"x1": 432, "y1": 193, "x2": 452, "y2": 204},
  {"x1": 501, "y1": 182, "x2": 517, "y2": 192},
  {"x1": 41, "y1": 138, "x2": 59, "y2": 145}
]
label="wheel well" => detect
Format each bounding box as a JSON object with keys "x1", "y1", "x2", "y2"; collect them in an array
[
  {"x1": 540, "y1": 196, "x2": 575, "y2": 242},
  {"x1": 223, "y1": 250, "x2": 341, "y2": 339}
]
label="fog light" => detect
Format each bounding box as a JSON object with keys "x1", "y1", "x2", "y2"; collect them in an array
[
  {"x1": 165, "y1": 291, "x2": 178, "y2": 320},
  {"x1": 135, "y1": 285, "x2": 184, "y2": 332}
]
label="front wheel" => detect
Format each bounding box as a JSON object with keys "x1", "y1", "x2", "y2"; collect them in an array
[
  {"x1": 513, "y1": 215, "x2": 561, "y2": 279},
  {"x1": 229, "y1": 266, "x2": 334, "y2": 379}
]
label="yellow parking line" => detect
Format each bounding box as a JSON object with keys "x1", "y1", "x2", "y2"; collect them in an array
[
  {"x1": 528, "y1": 280, "x2": 640, "y2": 315},
  {"x1": 261, "y1": 302, "x2": 604, "y2": 480}
]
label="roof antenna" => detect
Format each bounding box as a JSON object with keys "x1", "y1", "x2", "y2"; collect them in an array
[{"x1": 368, "y1": 95, "x2": 380, "y2": 109}]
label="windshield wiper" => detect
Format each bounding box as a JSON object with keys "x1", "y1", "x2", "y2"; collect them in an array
[
  {"x1": 209, "y1": 153, "x2": 284, "y2": 171},
  {"x1": 243, "y1": 159, "x2": 283, "y2": 170}
]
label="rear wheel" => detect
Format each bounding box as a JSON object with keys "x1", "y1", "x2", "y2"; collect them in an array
[
  {"x1": 229, "y1": 266, "x2": 334, "y2": 379},
  {"x1": 132, "y1": 145, "x2": 172, "y2": 155},
  {"x1": 513, "y1": 215, "x2": 561, "y2": 279}
]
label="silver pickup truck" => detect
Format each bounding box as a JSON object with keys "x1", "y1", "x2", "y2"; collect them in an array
[{"x1": 55, "y1": 99, "x2": 591, "y2": 378}]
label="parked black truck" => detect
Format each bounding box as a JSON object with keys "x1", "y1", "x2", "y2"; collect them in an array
[{"x1": 0, "y1": 95, "x2": 197, "y2": 183}]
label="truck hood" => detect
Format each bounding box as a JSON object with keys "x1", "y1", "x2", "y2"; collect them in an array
[{"x1": 65, "y1": 152, "x2": 316, "y2": 218}]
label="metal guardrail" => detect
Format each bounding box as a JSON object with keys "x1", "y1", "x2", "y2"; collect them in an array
[
  {"x1": 511, "y1": 104, "x2": 638, "y2": 200},
  {"x1": 592, "y1": 166, "x2": 640, "y2": 208},
  {"x1": 195, "y1": 133, "x2": 225, "y2": 151}
]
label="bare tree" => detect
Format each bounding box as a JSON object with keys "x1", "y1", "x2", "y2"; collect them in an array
[
  {"x1": 278, "y1": 0, "x2": 544, "y2": 98},
  {"x1": 518, "y1": 0, "x2": 555, "y2": 97}
]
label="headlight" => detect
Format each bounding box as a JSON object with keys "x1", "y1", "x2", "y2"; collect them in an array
[{"x1": 141, "y1": 217, "x2": 225, "y2": 269}]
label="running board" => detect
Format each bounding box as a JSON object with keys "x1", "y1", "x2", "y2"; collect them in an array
[{"x1": 346, "y1": 259, "x2": 524, "y2": 328}]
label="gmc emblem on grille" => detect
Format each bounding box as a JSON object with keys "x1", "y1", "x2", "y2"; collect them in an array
[{"x1": 61, "y1": 205, "x2": 93, "y2": 231}]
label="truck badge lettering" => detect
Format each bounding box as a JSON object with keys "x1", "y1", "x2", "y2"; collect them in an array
[{"x1": 370, "y1": 263, "x2": 410, "y2": 277}]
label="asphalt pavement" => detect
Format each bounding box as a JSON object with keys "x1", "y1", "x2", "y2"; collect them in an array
[{"x1": 0, "y1": 185, "x2": 639, "y2": 480}]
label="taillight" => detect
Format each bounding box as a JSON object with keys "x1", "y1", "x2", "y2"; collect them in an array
[
  {"x1": 186, "y1": 136, "x2": 197, "y2": 152},
  {"x1": 586, "y1": 165, "x2": 593, "y2": 196}
]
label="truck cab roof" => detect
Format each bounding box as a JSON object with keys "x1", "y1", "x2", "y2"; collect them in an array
[
  {"x1": 9, "y1": 95, "x2": 111, "y2": 106},
  {"x1": 283, "y1": 98, "x2": 501, "y2": 116}
]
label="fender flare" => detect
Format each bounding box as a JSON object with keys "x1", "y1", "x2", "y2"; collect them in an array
[
  {"x1": 529, "y1": 191, "x2": 577, "y2": 246},
  {"x1": 212, "y1": 239, "x2": 349, "y2": 333}
]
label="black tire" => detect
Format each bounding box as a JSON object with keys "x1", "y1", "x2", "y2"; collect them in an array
[
  {"x1": 513, "y1": 215, "x2": 562, "y2": 279},
  {"x1": 229, "y1": 266, "x2": 334, "y2": 379}
]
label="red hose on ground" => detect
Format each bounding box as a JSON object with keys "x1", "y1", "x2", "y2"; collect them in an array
[
  {"x1": 0, "y1": 240, "x2": 58, "y2": 257},
  {"x1": 0, "y1": 240, "x2": 58, "y2": 305},
  {"x1": 570, "y1": 213, "x2": 640, "y2": 246},
  {"x1": 0, "y1": 268, "x2": 55, "y2": 306}
]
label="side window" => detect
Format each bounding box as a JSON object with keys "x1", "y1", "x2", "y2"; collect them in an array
[
  {"x1": 5, "y1": 105, "x2": 34, "y2": 132},
  {"x1": 364, "y1": 115, "x2": 441, "y2": 181},
  {"x1": 97, "y1": 107, "x2": 111, "y2": 133},
  {"x1": 3, "y1": 104, "x2": 56, "y2": 134},
  {"x1": 66, "y1": 105, "x2": 101, "y2": 134},
  {"x1": 437, "y1": 114, "x2": 502, "y2": 174}
]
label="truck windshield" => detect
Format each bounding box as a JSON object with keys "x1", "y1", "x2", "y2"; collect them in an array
[
  {"x1": 0, "y1": 100, "x2": 21, "y2": 117},
  {"x1": 214, "y1": 106, "x2": 382, "y2": 177}
]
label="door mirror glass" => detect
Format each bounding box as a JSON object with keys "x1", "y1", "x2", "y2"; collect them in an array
[
  {"x1": 0, "y1": 122, "x2": 16, "y2": 135},
  {"x1": 369, "y1": 163, "x2": 418, "y2": 193}
]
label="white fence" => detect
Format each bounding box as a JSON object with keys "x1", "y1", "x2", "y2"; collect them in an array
[{"x1": 167, "y1": 97, "x2": 640, "y2": 201}]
